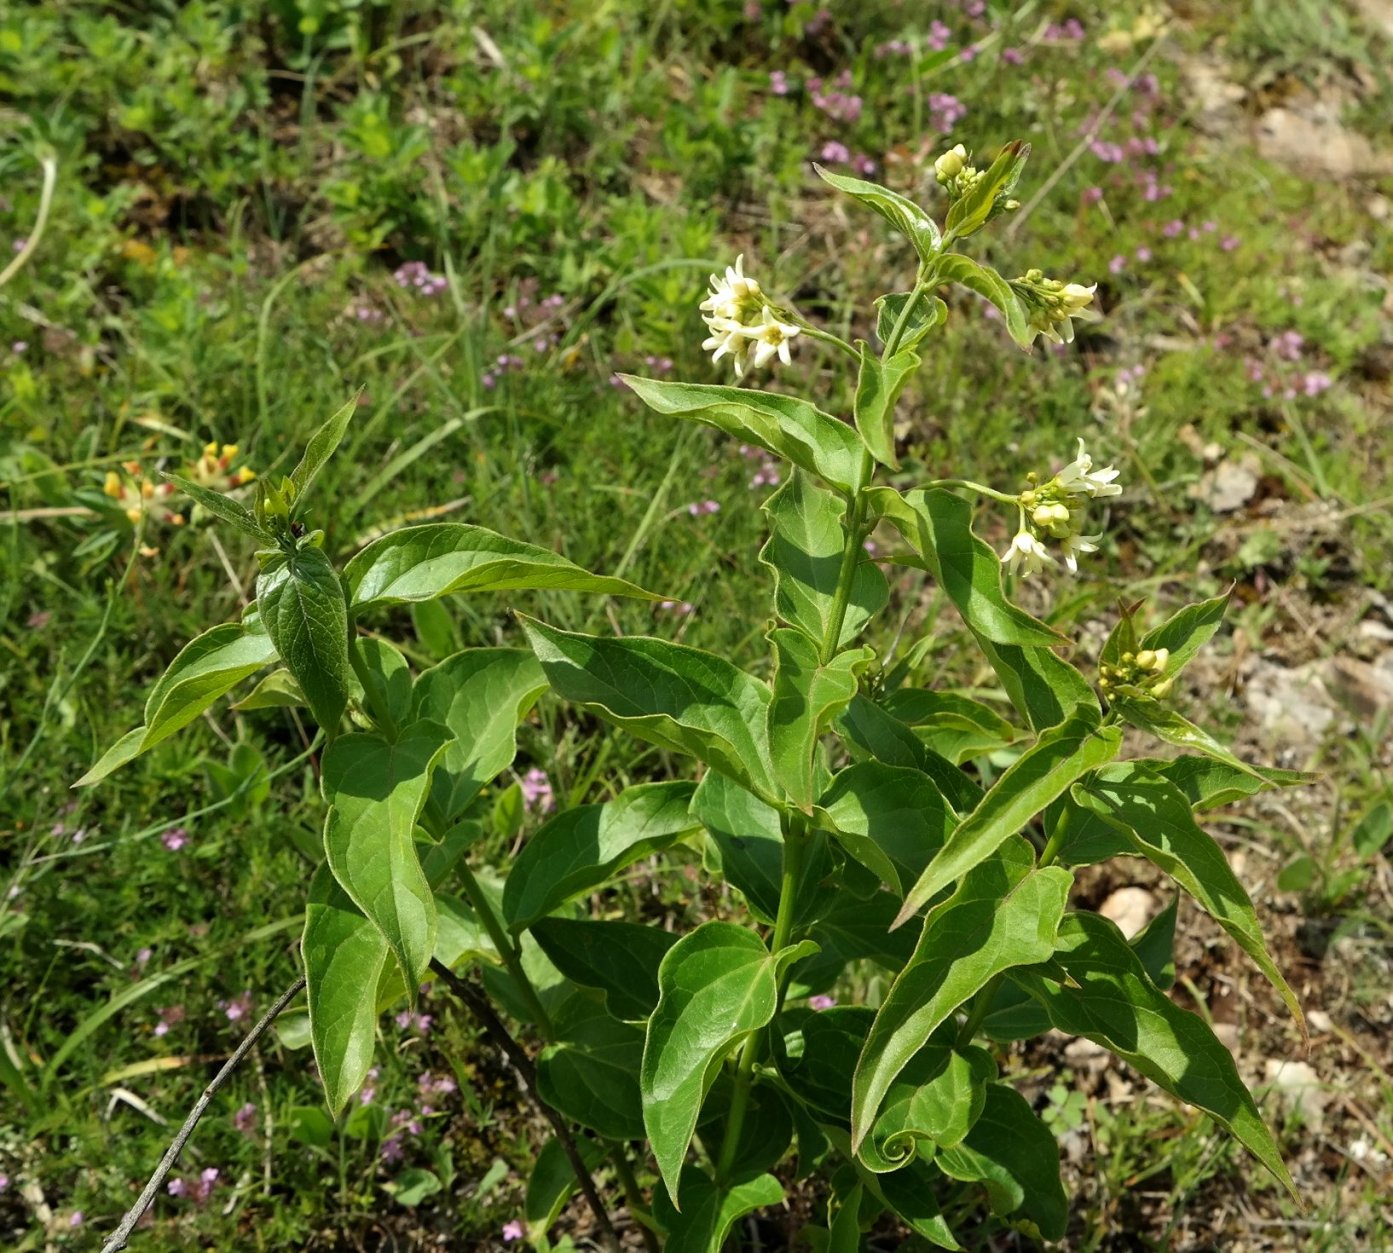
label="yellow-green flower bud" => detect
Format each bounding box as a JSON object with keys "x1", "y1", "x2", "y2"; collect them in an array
[{"x1": 934, "y1": 144, "x2": 967, "y2": 181}]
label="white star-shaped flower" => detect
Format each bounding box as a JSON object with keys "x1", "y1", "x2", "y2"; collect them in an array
[
  {"x1": 1002, "y1": 529, "x2": 1055, "y2": 578},
  {"x1": 1054, "y1": 438, "x2": 1122, "y2": 498}
]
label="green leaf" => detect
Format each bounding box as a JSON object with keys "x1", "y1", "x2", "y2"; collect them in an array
[
  {"x1": 1140, "y1": 590, "x2": 1231, "y2": 678},
  {"x1": 289, "y1": 394, "x2": 357, "y2": 503},
  {"x1": 867, "y1": 488, "x2": 1063, "y2": 647},
  {"x1": 531, "y1": 917, "x2": 678, "y2": 1021},
  {"x1": 620, "y1": 375, "x2": 868, "y2": 494},
  {"x1": 934, "y1": 254, "x2": 1034, "y2": 349},
  {"x1": 835, "y1": 694, "x2": 982, "y2": 815},
  {"x1": 874, "y1": 291, "x2": 948, "y2": 354},
  {"x1": 812, "y1": 163, "x2": 942, "y2": 261},
  {"x1": 868, "y1": 1160, "x2": 962, "y2": 1250},
  {"x1": 1014, "y1": 911, "x2": 1297, "y2": 1199},
  {"x1": 345, "y1": 523, "x2": 660, "y2": 611},
  {"x1": 538, "y1": 1006, "x2": 646, "y2": 1139},
  {"x1": 354, "y1": 636, "x2": 413, "y2": 729},
  {"x1": 811, "y1": 890, "x2": 916, "y2": 972},
  {"x1": 1352, "y1": 801, "x2": 1393, "y2": 860},
  {"x1": 643, "y1": 922, "x2": 810, "y2": 1202},
  {"x1": 862, "y1": 1044, "x2": 997, "y2": 1172},
  {"x1": 854, "y1": 344, "x2": 920, "y2": 469},
  {"x1": 504, "y1": 782, "x2": 700, "y2": 930},
  {"x1": 321, "y1": 721, "x2": 451, "y2": 991},
  {"x1": 777, "y1": 1006, "x2": 874, "y2": 1124},
  {"x1": 388, "y1": 1168, "x2": 442, "y2": 1207},
  {"x1": 760, "y1": 469, "x2": 888, "y2": 652},
  {"x1": 883, "y1": 689, "x2": 1021, "y2": 764},
  {"x1": 1074, "y1": 764, "x2": 1304, "y2": 1032},
  {"x1": 935, "y1": 1082, "x2": 1067, "y2": 1240},
  {"x1": 524, "y1": 1134, "x2": 607, "y2": 1237},
  {"x1": 894, "y1": 707, "x2": 1120, "y2": 925},
  {"x1": 976, "y1": 637, "x2": 1099, "y2": 734},
  {"x1": 257, "y1": 546, "x2": 351, "y2": 733},
  {"x1": 432, "y1": 892, "x2": 500, "y2": 970},
  {"x1": 231, "y1": 668, "x2": 305, "y2": 711},
  {"x1": 411, "y1": 648, "x2": 548, "y2": 820},
  {"x1": 815, "y1": 761, "x2": 955, "y2": 897},
  {"x1": 1113, "y1": 694, "x2": 1267, "y2": 782},
  {"x1": 1130, "y1": 893, "x2": 1178, "y2": 990},
  {"x1": 852, "y1": 838, "x2": 1071, "y2": 1154},
  {"x1": 768, "y1": 631, "x2": 872, "y2": 810},
  {"x1": 943, "y1": 140, "x2": 1030, "y2": 241},
  {"x1": 1151, "y1": 755, "x2": 1315, "y2": 811},
  {"x1": 75, "y1": 621, "x2": 279, "y2": 786},
  {"x1": 522, "y1": 617, "x2": 777, "y2": 800},
  {"x1": 829, "y1": 1183, "x2": 866, "y2": 1253},
  {"x1": 162, "y1": 472, "x2": 268, "y2": 539},
  {"x1": 303, "y1": 865, "x2": 389, "y2": 1116},
  {"x1": 653, "y1": 1166, "x2": 785, "y2": 1252}
]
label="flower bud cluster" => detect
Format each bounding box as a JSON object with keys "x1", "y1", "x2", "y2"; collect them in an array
[
  {"x1": 1099, "y1": 647, "x2": 1173, "y2": 699},
  {"x1": 1000, "y1": 438, "x2": 1121, "y2": 577},
  {"x1": 933, "y1": 144, "x2": 981, "y2": 197},
  {"x1": 699, "y1": 256, "x2": 801, "y2": 379},
  {"x1": 1010, "y1": 268, "x2": 1101, "y2": 345}
]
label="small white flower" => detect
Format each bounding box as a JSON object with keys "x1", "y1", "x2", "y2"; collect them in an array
[
  {"x1": 734, "y1": 306, "x2": 800, "y2": 371},
  {"x1": 1002, "y1": 529, "x2": 1055, "y2": 578},
  {"x1": 1054, "y1": 438, "x2": 1122, "y2": 498},
  {"x1": 1026, "y1": 281, "x2": 1101, "y2": 345},
  {"x1": 1059, "y1": 529, "x2": 1102, "y2": 573},
  {"x1": 699, "y1": 254, "x2": 761, "y2": 322},
  {"x1": 701, "y1": 315, "x2": 745, "y2": 367}
]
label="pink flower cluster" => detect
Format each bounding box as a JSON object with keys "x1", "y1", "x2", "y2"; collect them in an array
[
  {"x1": 393, "y1": 261, "x2": 447, "y2": 297},
  {"x1": 808, "y1": 72, "x2": 863, "y2": 123},
  {"x1": 161, "y1": 826, "x2": 189, "y2": 852},
  {"x1": 928, "y1": 93, "x2": 967, "y2": 133},
  {"x1": 686, "y1": 499, "x2": 720, "y2": 516},
  {"x1": 520, "y1": 767, "x2": 555, "y2": 814},
  {"x1": 737, "y1": 444, "x2": 781, "y2": 490},
  {"x1": 153, "y1": 1005, "x2": 185, "y2": 1038},
  {"x1": 481, "y1": 353, "x2": 525, "y2": 389},
  {"x1": 1242, "y1": 330, "x2": 1334, "y2": 400},
  {"x1": 219, "y1": 992, "x2": 254, "y2": 1023},
  {"x1": 168, "y1": 1167, "x2": 220, "y2": 1203}
]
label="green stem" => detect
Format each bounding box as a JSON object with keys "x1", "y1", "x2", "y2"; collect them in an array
[
  {"x1": 924, "y1": 477, "x2": 1022, "y2": 506},
  {"x1": 608, "y1": 1147, "x2": 661, "y2": 1251},
  {"x1": 456, "y1": 861, "x2": 554, "y2": 1038},
  {"x1": 715, "y1": 817, "x2": 808, "y2": 1181},
  {"x1": 1038, "y1": 804, "x2": 1072, "y2": 869},
  {"x1": 819, "y1": 468, "x2": 873, "y2": 663},
  {"x1": 956, "y1": 973, "x2": 1002, "y2": 1049},
  {"x1": 797, "y1": 323, "x2": 862, "y2": 361}
]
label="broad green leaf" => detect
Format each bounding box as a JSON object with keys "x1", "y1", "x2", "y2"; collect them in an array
[
  {"x1": 816, "y1": 761, "x2": 955, "y2": 897},
  {"x1": 1140, "y1": 590, "x2": 1230, "y2": 678},
  {"x1": 835, "y1": 694, "x2": 982, "y2": 815},
  {"x1": 421, "y1": 821, "x2": 482, "y2": 889},
  {"x1": 538, "y1": 1007, "x2": 646, "y2": 1140},
  {"x1": 934, "y1": 254, "x2": 1034, "y2": 349},
  {"x1": 692, "y1": 771, "x2": 836, "y2": 926},
  {"x1": 1113, "y1": 693, "x2": 1267, "y2": 782},
  {"x1": 410, "y1": 598, "x2": 460, "y2": 659},
  {"x1": 768, "y1": 631, "x2": 872, "y2": 810},
  {"x1": 975, "y1": 978, "x2": 1051, "y2": 1044},
  {"x1": 524, "y1": 1134, "x2": 607, "y2": 1237},
  {"x1": 162, "y1": 472, "x2": 268, "y2": 539},
  {"x1": 777, "y1": 1006, "x2": 874, "y2": 1124},
  {"x1": 652, "y1": 1165, "x2": 785, "y2": 1251},
  {"x1": 303, "y1": 865, "x2": 389, "y2": 1115},
  {"x1": 874, "y1": 291, "x2": 948, "y2": 354},
  {"x1": 257, "y1": 546, "x2": 351, "y2": 733},
  {"x1": 289, "y1": 394, "x2": 357, "y2": 502},
  {"x1": 620, "y1": 374, "x2": 868, "y2": 494},
  {"x1": 1074, "y1": 764, "x2": 1304, "y2": 1032},
  {"x1": 867, "y1": 488, "x2": 1063, "y2": 647},
  {"x1": 935, "y1": 1082, "x2": 1068, "y2": 1240},
  {"x1": 411, "y1": 648, "x2": 548, "y2": 819},
  {"x1": 975, "y1": 636, "x2": 1098, "y2": 734},
  {"x1": 895, "y1": 707, "x2": 1120, "y2": 925},
  {"x1": 1013, "y1": 911, "x2": 1297, "y2": 1199},
  {"x1": 504, "y1": 782, "x2": 699, "y2": 930},
  {"x1": 943, "y1": 140, "x2": 1030, "y2": 241},
  {"x1": 854, "y1": 344, "x2": 920, "y2": 469},
  {"x1": 829, "y1": 1183, "x2": 865, "y2": 1253},
  {"x1": 354, "y1": 636, "x2": 413, "y2": 728},
  {"x1": 1131, "y1": 893, "x2": 1178, "y2": 990},
  {"x1": 322, "y1": 721, "x2": 451, "y2": 991},
  {"x1": 883, "y1": 689, "x2": 1021, "y2": 764},
  {"x1": 701, "y1": 1081, "x2": 793, "y2": 1177},
  {"x1": 869, "y1": 1160, "x2": 961, "y2": 1250},
  {"x1": 1151, "y1": 755, "x2": 1314, "y2": 811},
  {"x1": 759, "y1": 470, "x2": 888, "y2": 652},
  {"x1": 231, "y1": 668, "x2": 305, "y2": 711},
  {"x1": 862, "y1": 1044, "x2": 997, "y2": 1171},
  {"x1": 523, "y1": 618, "x2": 777, "y2": 800},
  {"x1": 643, "y1": 922, "x2": 813, "y2": 1202},
  {"x1": 811, "y1": 891, "x2": 916, "y2": 971},
  {"x1": 813, "y1": 163, "x2": 942, "y2": 261},
  {"x1": 852, "y1": 838, "x2": 1072, "y2": 1153},
  {"x1": 1352, "y1": 801, "x2": 1393, "y2": 860},
  {"x1": 530, "y1": 917, "x2": 678, "y2": 1021},
  {"x1": 345, "y1": 523, "x2": 659, "y2": 611},
  {"x1": 75, "y1": 621, "x2": 279, "y2": 786},
  {"x1": 432, "y1": 892, "x2": 500, "y2": 971}
]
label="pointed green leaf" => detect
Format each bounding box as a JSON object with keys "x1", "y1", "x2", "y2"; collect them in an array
[
  {"x1": 883, "y1": 689, "x2": 1021, "y2": 764},
  {"x1": 943, "y1": 140, "x2": 1030, "y2": 241},
  {"x1": 862, "y1": 1044, "x2": 997, "y2": 1171},
  {"x1": 1131, "y1": 893, "x2": 1178, "y2": 990},
  {"x1": 652, "y1": 1166, "x2": 785, "y2": 1252},
  {"x1": 1074, "y1": 763, "x2": 1304, "y2": 1033},
  {"x1": 303, "y1": 865, "x2": 389, "y2": 1115},
  {"x1": 345, "y1": 523, "x2": 660, "y2": 611},
  {"x1": 811, "y1": 890, "x2": 917, "y2": 972},
  {"x1": 1140, "y1": 590, "x2": 1231, "y2": 678},
  {"x1": 777, "y1": 1006, "x2": 874, "y2": 1124},
  {"x1": 813, "y1": 163, "x2": 942, "y2": 261},
  {"x1": 354, "y1": 636, "x2": 413, "y2": 728},
  {"x1": 522, "y1": 617, "x2": 777, "y2": 800},
  {"x1": 73, "y1": 725, "x2": 147, "y2": 788},
  {"x1": 432, "y1": 892, "x2": 500, "y2": 971},
  {"x1": 895, "y1": 707, "x2": 1120, "y2": 925},
  {"x1": 852, "y1": 838, "x2": 1071, "y2": 1153},
  {"x1": 620, "y1": 375, "x2": 868, "y2": 494},
  {"x1": 321, "y1": 721, "x2": 451, "y2": 991},
  {"x1": 768, "y1": 631, "x2": 872, "y2": 810},
  {"x1": 835, "y1": 694, "x2": 982, "y2": 815},
  {"x1": 935, "y1": 254, "x2": 1034, "y2": 349},
  {"x1": 531, "y1": 917, "x2": 679, "y2": 1021},
  {"x1": 538, "y1": 1008, "x2": 646, "y2": 1140},
  {"x1": 162, "y1": 472, "x2": 268, "y2": 539},
  {"x1": 759, "y1": 470, "x2": 888, "y2": 652},
  {"x1": 642, "y1": 923, "x2": 801, "y2": 1202},
  {"x1": 935, "y1": 1082, "x2": 1067, "y2": 1240},
  {"x1": 854, "y1": 344, "x2": 921, "y2": 469},
  {"x1": 829, "y1": 1183, "x2": 866, "y2": 1253},
  {"x1": 504, "y1": 782, "x2": 700, "y2": 930},
  {"x1": 257, "y1": 546, "x2": 351, "y2": 733},
  {"x1": 816, "y1": 761, "x2": 955, "y2": 897},
  {"x1": 231, "y1": 668, "x2": 305, "y2": 711},
  {"x1": 975, "y1": 636, "x2": 1099, "y2": 734},
  {"x1": 1012, "y1": 911, "x2": 1297, "y2": 1199},
  {"x1": 874, "y1": 291, "x2": 948, "y2": 354},
  {"x1": 1151, "y1": 755, "x2": 1314, "y2": 812},
  {"x1": 1114, "y1": 694, "x2": 1267, "y2": 782},
  {"x1": 412, "y1": 648, "x2": 548, "y2": 820},
  {"x1": 289, "y1": 394, "x2": 357, "y2": 502},
  {"x1": 868, "y1": 1160, "x2": 961, "y2": 1250}
]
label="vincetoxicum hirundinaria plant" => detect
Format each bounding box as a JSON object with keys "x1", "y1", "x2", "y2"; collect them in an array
[{"x1": 83, "y1": 141, "x2": 1312, "y2": 1251}]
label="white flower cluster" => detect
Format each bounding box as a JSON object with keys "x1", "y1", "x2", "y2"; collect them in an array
[
  {"x1": 700, "y1": 256, "x2": 800, "y2": 379},
  {"x1": 1011, "y1": 269, "x2": 1101, "y2": 346},
  {"x1": 1002, "y1": 438, "x2": 1122, "y2": 578}
]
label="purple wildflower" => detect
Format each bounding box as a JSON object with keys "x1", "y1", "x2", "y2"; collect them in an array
[
  {"x1": 502, "y1": 1220, "x2": 526, "y2": 1242},
  {"x1": 161, "y1": 827, "x2": 189, "y2": 852},
  {"x1": 519, "y1": 767, "x2": 555, "y2": 814}
]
